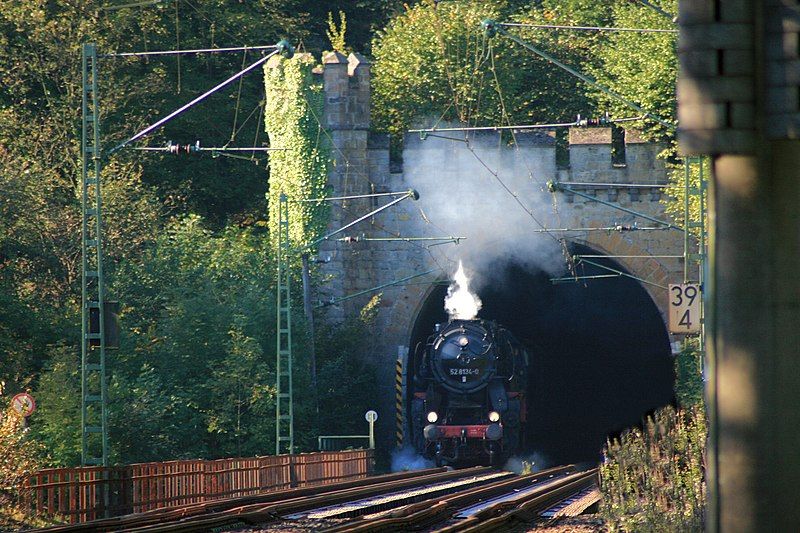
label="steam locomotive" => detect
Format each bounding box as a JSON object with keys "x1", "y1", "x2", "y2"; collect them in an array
[{"x1": 409, "y1": 318, "x2": 529, "y2": 466}]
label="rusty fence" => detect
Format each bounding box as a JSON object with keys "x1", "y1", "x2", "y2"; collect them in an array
[{"x1": 23, "y1": 449, "x2": 374, "y2": 523}]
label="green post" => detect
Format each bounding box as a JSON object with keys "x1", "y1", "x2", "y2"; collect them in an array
[
  {"x1": 275, "y1": 194, "x2": 294, "y2": 454},
  {"x1": 80, "y1": 43, "x2": 109, "y2": 469},
  {"x1": 683, "y1": 158, "x2": 690, "y2": 283}
]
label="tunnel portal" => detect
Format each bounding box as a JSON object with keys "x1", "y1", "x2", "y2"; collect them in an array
[{"x1": 408, "y1": 244, "x2": 674, "y2": 466}]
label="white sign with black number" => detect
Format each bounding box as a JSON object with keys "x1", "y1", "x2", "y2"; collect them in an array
[{"x1": 669, "y1": 283, "x2": 702, "y2": 334}]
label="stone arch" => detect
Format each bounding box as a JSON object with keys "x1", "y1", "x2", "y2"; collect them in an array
[
  {"x1": 396, "y1": 250, "x2": 675, "y2": 465},
  {"x1": 571, "y1": 232, "x2": 674, "y2": 329}
]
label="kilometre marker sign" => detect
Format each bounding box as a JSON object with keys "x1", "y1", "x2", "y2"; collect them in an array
[{"x1": 668, "y1": 283, "x2": 701, "y2": 334}]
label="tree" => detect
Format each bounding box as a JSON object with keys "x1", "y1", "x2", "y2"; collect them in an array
[
  {"x1": 326, "y1": 11, "x2": 349, "y2": 54},
  {"x1": 0, "y1": 406, "x2": 45, "y2": 508},
  {"x1": 585, "y1": 0, "x2": 677, "y2": 142},
  {"x1": 582, "y1": 1, "x2": 705, "y2": 236},
  {"x1": 371, "y1": 0, "x2": 592, "y2": 154},
  {"x1": 26, "y1": 346, "x2": 82, "y2": 467},
  {"x1": 106, "y1": 217, "x2": 279, "y2": 462},
  {"x1": 205, "y1": 320, "x2": 274, "y2": 458}
]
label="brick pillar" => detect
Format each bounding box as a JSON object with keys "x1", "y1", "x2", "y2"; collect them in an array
[{"x1": 678, "y1": 1, "x2": 800, "y2": 530}]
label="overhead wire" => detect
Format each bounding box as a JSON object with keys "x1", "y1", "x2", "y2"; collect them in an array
[
  {"x1": 484, "y1": 41, "x2": 568, "y2": 250},
  {"x1": 463, "y1": 141, "x2": 563, "y2": 249},
  {"x1": 417, "y1": 6, "x2": 497, "y2": 276},
  {"x1": 489, "y1": 5, "x2": 676, "y2": 278},
  {"x1": 228, "y1": 48, "x2": 248, "y2": 144},
  {"x1": 333, "y1": 200, "x2": 453, "y2": 276},
  {"x1": 229, "y1": 99, "x2": 265, "y2": 147},
  {"x1": 497, "y1": 22, "x2": 677, "y2": 33},
  {"x1": 252, "y1": 99, "x2": 264, "y2": 161}
]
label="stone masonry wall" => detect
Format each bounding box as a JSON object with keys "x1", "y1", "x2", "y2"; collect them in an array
[{"x1": 306, "y1": 58, "x2": 689, "y2": 446}]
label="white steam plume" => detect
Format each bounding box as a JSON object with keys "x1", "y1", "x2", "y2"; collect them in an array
[
  {"x1": 445, "y1": 261, "x2": 482, "y2": 320},
  {"x1": 391, "y1": 446, "x2": 434, "y2": 472},
  {"x1": 403, "y1": 128, "x2": 566, "y2": 288}
]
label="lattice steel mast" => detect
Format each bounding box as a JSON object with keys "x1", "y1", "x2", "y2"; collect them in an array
[
  {"x1": 275, "y1": 194, "x2": 294, "y2": 454},
  {"x1": 81, "y1": 43, "x2": 109, "y2": 467}
]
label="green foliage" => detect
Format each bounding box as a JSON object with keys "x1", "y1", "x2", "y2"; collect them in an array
[
  {"x1": 298, "y1": 1, "x2": 404, "y2": 54},
  {"x1": 585, "y1": 0, "x2": 677, "y2": 142},
  {"x1": 371, "y1": 0, "x2": 590, "y2": 152},
  {"x1": 600, "y1": 406, "x2": 706, "y2": 532},
  {"x1": 107, "y1": 216, "x2": 278, "y2": 462},
  {"x1": 0, "y1": 406, "x2": 45, "y2": 509},
  {"x1": 674, "y1": 341, "x2": 704, "y2": 409},
  {"x1": 264, "y1": 54, "x2": 331, "y2": 249},
  {"x1": 205, "y1": 319, "x2": 274, "y2": 457},
  {"x1": 582, "y1": 1, "x2": 707, "y2": 249},
  {"x1": 313, "y1": 297, "x2": 380, "y2": 441},
  {"x1": 27, "y1": 346, "x2": 82, "y2": 467},
  {"x1": 327, "y1": 11, "x2": 349, "y2": 53},
  {"x1": 0, "y1": 0, "x2": 407, "y2": 470}
]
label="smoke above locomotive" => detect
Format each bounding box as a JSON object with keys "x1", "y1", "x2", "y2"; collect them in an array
[
  {"x1": 403, "y1": 130, "x2": 566, "y2": 291},
  {"x1": 444, "y1": 261, "x2": 482, "y2": 320}
]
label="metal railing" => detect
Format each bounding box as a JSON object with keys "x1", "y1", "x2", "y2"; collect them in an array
[
  {"x1": 317, "y1": 435, "x2": 372, "y2": 451},
  {"x1": 23, "y1": 449, "x2": 374, "y2": 523}
]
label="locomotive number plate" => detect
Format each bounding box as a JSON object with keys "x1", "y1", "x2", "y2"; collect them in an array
[{"x1": 449, "y1": 368, "x2": 480, "y2": 376}]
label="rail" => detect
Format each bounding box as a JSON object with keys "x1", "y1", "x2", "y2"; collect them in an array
[{"x1": 23, "y1": 449, "x2": 374, "y2": 523}]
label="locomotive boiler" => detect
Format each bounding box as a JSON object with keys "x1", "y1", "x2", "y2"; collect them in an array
[{"x1": 409, "y1": 318, "x2": 529, "y2": 466}]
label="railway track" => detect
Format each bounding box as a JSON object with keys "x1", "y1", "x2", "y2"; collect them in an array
[{"x1": 37, "y1": 465, "x2": 598, "y2": 533}]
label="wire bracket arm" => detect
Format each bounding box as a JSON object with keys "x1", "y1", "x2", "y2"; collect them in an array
[{"x1": 109, "y1": 41, "x2": 294, "y2": 154}]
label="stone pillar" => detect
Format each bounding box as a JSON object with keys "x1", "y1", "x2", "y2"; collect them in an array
[
  {"x1": 624, "y1": 129, "x2": 668, "y2": 184},
  {"x1": 317, "y1": 51, "x2": 375, "y2": 322},
  {"x1": 678, "y1": 1, "x2": 800, "y2": 530},
  {"x1": 568, "y1": 127, "x2": 612, "y2": 178}
]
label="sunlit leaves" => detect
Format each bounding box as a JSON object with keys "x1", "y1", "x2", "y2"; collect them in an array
[
  {"x1": 263, "y1": 54, "x2": 330, "y2": 249},
  {"x1": 371, "y1": 0, "x2": 590, "y2": 152}
]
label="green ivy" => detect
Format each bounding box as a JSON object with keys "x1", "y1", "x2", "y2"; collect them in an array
[{"x1": 263, "y1": 54, "x2": 331, "y2": 251}]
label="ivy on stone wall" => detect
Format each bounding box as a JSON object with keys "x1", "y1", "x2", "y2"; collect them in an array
[{"x1": 264, "y1": 54, "x2": 331, "y2": 250}]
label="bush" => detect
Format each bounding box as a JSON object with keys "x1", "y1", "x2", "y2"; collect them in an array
[
  {"x1": 0, "y1": 407, "x2": 44, "y2": 510},
  {"x1": 600, "y1": 406, "x2": 706, "y2": 532}
]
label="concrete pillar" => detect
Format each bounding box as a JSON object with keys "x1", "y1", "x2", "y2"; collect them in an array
[{"x1": 678, "y1": 0, "x2": 800, "y2": 530}]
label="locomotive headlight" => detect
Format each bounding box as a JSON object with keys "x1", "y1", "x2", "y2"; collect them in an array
[
  {"x1": 427, "y1": 411, "x2": 439, "y2": 423},
  {"x1": 488, "y1": 411, "x2": 501, "y2": 423},
  {"x1": 458, "y1": 336, "x2": 469, "y2": 347}
]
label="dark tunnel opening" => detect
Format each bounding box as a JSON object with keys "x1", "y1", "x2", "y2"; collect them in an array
[{"x1": 408, "y1": 243, "x2": 674, "y2": 466}]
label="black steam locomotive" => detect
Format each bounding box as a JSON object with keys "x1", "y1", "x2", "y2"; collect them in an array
[{"x1": 409, "y1": 318, "x2": 529, "y2": 466}]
